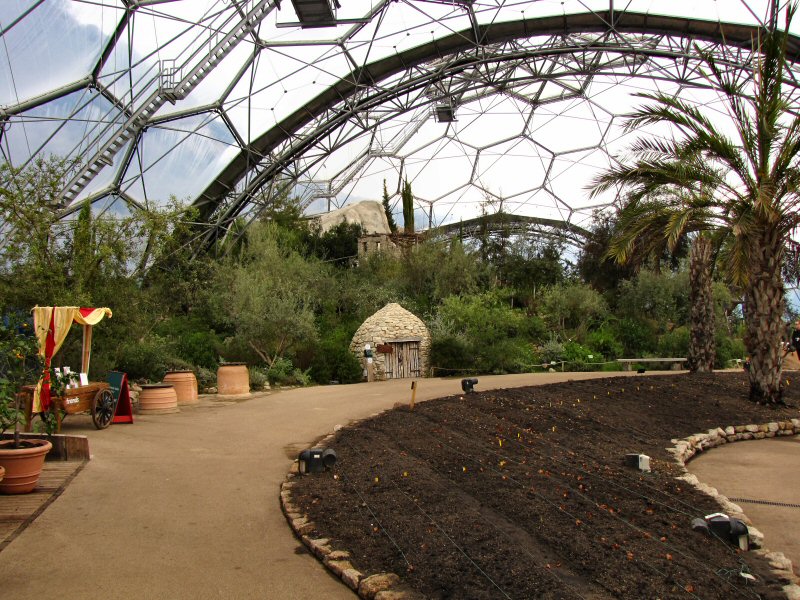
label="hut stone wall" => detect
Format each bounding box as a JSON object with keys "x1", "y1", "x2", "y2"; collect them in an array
[{"x1": 350, "y1": 303, "x2": 430, "y2": 380}]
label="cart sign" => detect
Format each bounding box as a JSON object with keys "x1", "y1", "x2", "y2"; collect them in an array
[{"x1": 107, "y1": 371, "x2": 134, "y2": 424}]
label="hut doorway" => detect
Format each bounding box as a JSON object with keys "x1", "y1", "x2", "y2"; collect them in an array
[{"x1": 382, "y1": 339, "x2": 421, "y2": 379}]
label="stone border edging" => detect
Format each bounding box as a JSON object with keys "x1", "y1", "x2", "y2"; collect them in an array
[
  {"x1": 668, "y1": 418, "x2": 800, "y2": 600},
  {"x1": 280, "y1": 426, "x2": 425, "y2": 600},
  {"x1": 281, "y1": 413, "x2": 800, "y2": 600}
]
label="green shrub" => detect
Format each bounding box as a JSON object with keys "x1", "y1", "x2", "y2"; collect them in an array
[
  {"x1": 176, "y1": 330, "x2": 222, "y2": 369},
  {"x1": 715, "y1": 335, "x2": 746, "y2": 369},
  {"x1": 429, "y1": 335, "x2": 473, "y2": 376},
  {"x1": 613, "y1": 318, "x2": 656, "y2": 357},
  {"x1": 195, "y1": 366, "x2": 216, "y2": 390},
  {"x1": 267, "y1": 357, "x2": 294, "y2": 385},
  {"x1": 249, "y1": 366, "x2": 270, "y2": 390},
  {"x1": 586, "y1": 328, "x2": 623, "y2": 360},
  {"x1": 478, "y1": 338, "x2": 536, "y2": 374},
  {"x1": 154, "y1": 316, "x2": 223, "y2": 369},
  {"x1": 657, "y1": 327, "x2": 690, "y2": 358},
  {"x1": 114, "y1": 335, "x2": 173, "y2": 382},
  {"x1": 562, "y1": 341, "x2": 600, "y2": 371},
  {"x1": 309, "y1": 341, "x2": 363, "y2": 384},
  {"x1": 266, "y1": 357, "x2": 311, "y2": 386},
  {"x1": 536, "y1": 338, "x2": 565, "y2": 366}
]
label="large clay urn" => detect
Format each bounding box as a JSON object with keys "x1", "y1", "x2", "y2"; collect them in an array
[
  {"x1": 138, "y1": 383, "x2": 180, "y2": 414},
  {"x1": 163, "y1": 370, "x2": 198, "y2": 405},
  {"x1": 0, "y1": 438, "x2": 52, "y2": 494},
  {"x1": 217, "y1": 363, "x2": 250, "y2": 395}
]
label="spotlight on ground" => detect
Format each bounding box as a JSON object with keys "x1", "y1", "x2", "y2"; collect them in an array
[
  {"x1": 298, "y1": 447, "x2": 338, "y2": 474},
  {"x1": 461, "y1": 378, "x2": 478, "y2": 394}
]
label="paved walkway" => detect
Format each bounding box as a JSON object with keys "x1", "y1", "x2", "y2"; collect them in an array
[
  {"x1": 687, "y1": 436, "x2": 800, "y2": 574},
  {"x1": 0, "y1": 371, "x2": 796, "y2": 597}
]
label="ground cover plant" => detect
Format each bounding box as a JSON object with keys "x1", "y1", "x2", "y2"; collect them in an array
[{"x1": 289, "y1": 372, "x2": 800, "y2": 599}]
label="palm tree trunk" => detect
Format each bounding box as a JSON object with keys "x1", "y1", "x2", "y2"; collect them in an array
[
  {"x1": 743, "y1": 227, "x2": 785, "y2": 404},
  {"x1": 687, "y1": 235, "x2": 715, "y2": 372}
]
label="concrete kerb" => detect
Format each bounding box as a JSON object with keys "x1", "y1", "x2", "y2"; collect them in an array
[{"x1": 669, "y1": 419, "x2": 800, "y2": 598}]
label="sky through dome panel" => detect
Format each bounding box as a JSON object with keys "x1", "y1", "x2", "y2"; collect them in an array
[
  {"x1": 121, "y1": 113, "x2": 239, "y2": 206},
  {"x1": 0, "y1": 1, "x2": 108, "y2": 107},
  {"x1": 3, "y1": 0, "x2": 800, "y2": 245},
  {"x1": 474, "y1": 137, "x2": 550, "y2": 199},
  {"x1": 0, "y1": 90, "x2": 117, "y2": 169}
]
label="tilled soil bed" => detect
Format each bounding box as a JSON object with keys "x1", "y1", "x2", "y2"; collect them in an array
[{"x1": 288, "y1": 372, "x2": 800, "y2": 599}]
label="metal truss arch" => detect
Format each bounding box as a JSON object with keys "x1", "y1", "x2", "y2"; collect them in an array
[
  {"x1": 3, "y1": 1, "x2": 799, "y2": 251},
  {"x1": 195, "y1": 10, "x2": 800, "y2": 247}
]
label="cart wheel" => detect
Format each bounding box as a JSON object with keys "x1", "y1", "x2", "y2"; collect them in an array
[{"x1": 92, "y1": 389, "x2": 116, "y2": 429}]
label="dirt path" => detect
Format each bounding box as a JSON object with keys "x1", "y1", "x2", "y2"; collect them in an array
[{"x1": 0, "y1": 372, "x2": 633, "y2": 599}]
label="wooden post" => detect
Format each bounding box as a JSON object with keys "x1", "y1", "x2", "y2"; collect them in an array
[
  {"x1": 81, "y1": 324, "x2": 92, "y2": 374},
  {"x1": 366, "y1": 360, "x2": 374, "y2": 382},
  {"x1": 410, "y1": 380, "x2": 417, "y2": 410}
]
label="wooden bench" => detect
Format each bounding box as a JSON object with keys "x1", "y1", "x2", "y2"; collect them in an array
[{"x1": 617, "y1": 358, "x2": 687, "y2": 371}]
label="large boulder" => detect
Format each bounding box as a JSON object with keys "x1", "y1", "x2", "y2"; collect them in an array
[{"x1": 315, "y1": 200, "x2": 391, "y2": 235}]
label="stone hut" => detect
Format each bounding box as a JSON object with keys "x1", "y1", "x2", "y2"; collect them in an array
[{"x1": 350, "y1": 303, "x2": 431, "y2": 380}]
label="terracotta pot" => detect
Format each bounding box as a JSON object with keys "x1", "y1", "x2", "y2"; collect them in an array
[
  {"x1": 0, "y1": 465, "x2": 5, "y2": 484},
  {"x1": 163, "y1": 370, "x2": 198, "y2": 405},
  {"x1": 0, "y1": 438, "x2": 53, "y2": 494},
  {"x1": 138, "y1": 383, "x2": 180, "y2": 414},
  {"x1": 217, "y1": 363, "x2": 250, "y2": 395}
]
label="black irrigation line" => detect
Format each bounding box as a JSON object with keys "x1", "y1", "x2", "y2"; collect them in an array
[
  {"x1": 339, "y1": 465, "x2": 514, "y2": 599},
  {"x1": 463, "y1": 390, "x2": 749, "y2": 522},
  {"x1": 483, "y1": 420, "x2": 762, "y2": 591},
  {"x1": 403, "y1": 424, "x2": 706, "y2": 600},
  {"x1": 374, "y1": 438, "x2": 593, "y2": 600},
  {"x1": 337, "y1": 471, "x2": 414, "y2": 570},
  {"x1": 729, "y1": 498, "x2": 800, "y2": 509},
  {"x1": 465, "y1": 395, "x2": 721, "y2": 515},
  {"x1": 418, "y1": 407, "x2": 763, "y2": 599},
  {"x1": 464, "y1": 387, "x2": 774, "y2": 581},
  {"x1": 395, "y1": 408, "x2": 759, "y2": 599},
  {"x1": 386, "y1": 480, "x2": 514, "y2": 600}
]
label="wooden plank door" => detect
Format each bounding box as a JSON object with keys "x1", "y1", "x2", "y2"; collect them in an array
[{"x1": 386, "y1": 342, "x2": 420, "y2": 379}]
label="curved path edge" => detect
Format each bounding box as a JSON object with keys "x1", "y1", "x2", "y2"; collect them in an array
[{"x1": 669, "y1": 420, "x2": 800, "y2": 599}]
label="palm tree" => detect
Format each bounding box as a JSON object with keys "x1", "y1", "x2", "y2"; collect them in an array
[
  {"x1": 596, "y1": 186, "x2": 720, "y2": 373},
  {"x1": 591, "y1": 3, "x2": 800, "y2": 403}
]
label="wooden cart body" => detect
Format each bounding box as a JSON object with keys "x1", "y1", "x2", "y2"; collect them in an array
[{"x1": 23, "y1": 382, "x2": 116, "y2": 433}]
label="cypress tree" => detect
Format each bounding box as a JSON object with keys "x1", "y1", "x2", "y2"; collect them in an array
[
  {"x1": 401, "y1": 179, "x2": 414, "y2": 233},
  {"x1": 382, "y1": 179, "x2": 397, "y2": 233}
]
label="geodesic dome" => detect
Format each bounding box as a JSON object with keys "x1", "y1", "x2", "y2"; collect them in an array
[{"x1": 2, "y1": 1, "x2": 799, "y2": 249}]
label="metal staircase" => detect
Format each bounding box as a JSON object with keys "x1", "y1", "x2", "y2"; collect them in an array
[{"x1": 59, "y1": 0, "x2": 274, "y2": 206}]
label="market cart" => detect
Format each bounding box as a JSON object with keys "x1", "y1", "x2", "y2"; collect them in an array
[
  {"x1": 23, "y1": 382, "x2": 116, "y2": 432},
  {"x1": 23, "y1": 306, "x2": 117, "y2": 433}
]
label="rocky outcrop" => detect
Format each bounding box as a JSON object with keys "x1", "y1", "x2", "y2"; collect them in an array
[{"x1": 315, "y1": 200, "x2": 392, "y2": 235}]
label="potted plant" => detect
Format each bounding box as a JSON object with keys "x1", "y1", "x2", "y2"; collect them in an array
[{"x1": 0, "y1": 315, "x2": 52, "y2": 494}]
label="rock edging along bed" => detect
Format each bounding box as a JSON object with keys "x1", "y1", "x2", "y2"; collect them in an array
[
  {"x1": 280, "y1": 427, "x2": 425, "y2": 600},
  {"x1": 668, "y1": 418, "x2": 800, "y2": 600},
  {"x1": 282, "y1": 413, "x2": 800, "y2": 600}
]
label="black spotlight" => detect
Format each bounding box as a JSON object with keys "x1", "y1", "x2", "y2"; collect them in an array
[
  {"x1": 298, "y1": 447, "x2": 338, "y2": 474},
  {"x1": 693, "y1": 513, "x2": 750, "y2": 550},
  {"x1": 461, "y1": 378, "x2": 478, "y2": 394}
]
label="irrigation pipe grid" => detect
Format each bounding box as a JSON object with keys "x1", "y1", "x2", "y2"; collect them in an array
[{"x1": 326, "y1": 392, "x2": 766, "y2": 599}]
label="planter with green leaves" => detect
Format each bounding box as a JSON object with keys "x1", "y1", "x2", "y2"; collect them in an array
[{"x1": 0, "y1": 315, "x2": 51, "y2": 494}]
